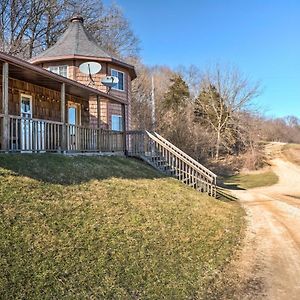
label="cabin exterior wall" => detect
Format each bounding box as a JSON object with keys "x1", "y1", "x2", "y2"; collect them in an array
[
  {"x1": 38, "y1": 60, "x2": 132, "y2": 130},
  {"x1": 0, "y1": 75, "x2": 90, "y2": 125}
]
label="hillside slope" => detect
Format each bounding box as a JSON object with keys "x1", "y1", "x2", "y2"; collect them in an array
[{"x1": 0, "y1": 154, "x2": 244, "y2": 299}]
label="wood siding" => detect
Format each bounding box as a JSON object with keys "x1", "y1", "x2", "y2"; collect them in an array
[
  {"x1": 0, "y1": 75, "x2": 89, "y2": 125},
  {"x1": 39, "y1": 60, "x2": 132, "y2": 130}
]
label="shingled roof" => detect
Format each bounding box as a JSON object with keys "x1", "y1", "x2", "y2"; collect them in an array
[
  {"x1": 33, "y1": 16, "x2": 111, "y2": 59},
  {"x1": 30, "y1": 16, "x2": 136, "y2": 79}
]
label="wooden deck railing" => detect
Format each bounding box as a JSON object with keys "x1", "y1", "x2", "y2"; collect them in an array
[
  {"x1": 126, "y1": 130, "x2": 217, "y2": 197},
  {"x1": 150, "y1": 131, "x2": 216, "y2": 179},
  {"x1": 0, "y1": 114, "x2": 125, "y2": 153},
  {"x1": 0, "y1": 115, "x2": 217, "y2": 196}
]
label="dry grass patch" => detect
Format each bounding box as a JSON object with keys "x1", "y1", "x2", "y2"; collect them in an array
[
  {"x1": 0, "y1": 154, "x2": 244, "y2": 299},
  {"x1": 282, "y1": 144, "x2": 300, "y2": 165},
  {"x1": 223, "y1": 171, "x2": 278, "y2": 190}
]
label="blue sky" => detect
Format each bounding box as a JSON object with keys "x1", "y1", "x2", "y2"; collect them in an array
[{"x1": 105, "y1": 0, "x2": 300, "y2": 118}]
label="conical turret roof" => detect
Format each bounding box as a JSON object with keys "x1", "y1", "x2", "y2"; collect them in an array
[
  {"x1": 33, "y1": 16, "x2": 111, "y2": 59},
  {"x1": 30, "y1": 15, "x2": 136, "y2": 79}
]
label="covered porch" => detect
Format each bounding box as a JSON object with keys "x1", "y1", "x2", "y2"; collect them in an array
[
  {"x1": 0, "y1": 114, "x2": 126, "y2": 153},
  {"x1": 0, "y1": 52, "x2": 128, "y2": 153}
]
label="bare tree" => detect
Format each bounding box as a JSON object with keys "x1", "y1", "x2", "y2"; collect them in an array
[
  {"x1": 130, "y1": 59, "x2": 153, "y2": 130},
  {"x1": 130, "y1": 62, "x2": 175, "y2": 130},
  {"x1": 0, "y1": 0, "x2": 140, "y2": 59},
  {"x1": 177, "y1": 64, "x2": 202, "y2": 98},
  {"x1": 0, "y1": 0, "x2": 37, "y2": 56},
  {"x1": 64, "y1": 0, "x2": 140, "y2": 58},
  {"x1": 195, "y1": 64, "x2": 261, "y2": 159}
]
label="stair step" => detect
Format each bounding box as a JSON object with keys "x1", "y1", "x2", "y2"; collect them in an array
[
  {"x1": 150, "y1": 156, "x2": 162, "y2": 160},
  {"x1": 137, "y1": 139, "x2": 217, "y2": 197},
  {"x1": 152, "y1": 158, "x2": 168, "y2": 163},
  {"x1": 153, "y1": 161, "x2": 168, "y2": 166}
]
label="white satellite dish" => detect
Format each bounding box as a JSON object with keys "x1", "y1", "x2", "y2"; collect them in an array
[
  {"x1": 79, "y1": 62, "x2": 102, "y2": 75},
  {"x1": 101, "y1": 76, "x2": 119, "y2": 88}
]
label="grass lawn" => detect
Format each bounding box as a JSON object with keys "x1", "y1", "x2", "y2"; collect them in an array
[
  {"x1": 0, "y1": 154, "x2": 244, "y2": 299},
  {"x1": 222, "y1": 170, "x2": 279, "y2": 190}
]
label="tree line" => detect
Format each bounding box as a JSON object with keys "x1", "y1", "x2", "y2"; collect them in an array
[
  {"x1": 131, "y1": 63, "x2": 300, "y2": 170},
  {"x1": 1, "y1": 0, "x2": 299, "y2": 171},
  {"x1": 0, "y1": 0, "x2": 139, "y2": 59}
]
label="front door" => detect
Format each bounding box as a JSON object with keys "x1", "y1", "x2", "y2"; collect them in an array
[
  {"x1": 68, "y1": 103, "x2": 81, "y2": 150},
  {"x1": 20, "y1": 95, "x2": 33, "y2": 151}
]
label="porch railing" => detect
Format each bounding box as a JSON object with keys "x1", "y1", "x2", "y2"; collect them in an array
[
  {"x1": 126, "y1": 130, "x2": 217, "y2": 197},
  {"x1": 0, "y1": 114, "x2": 217, "y2": 196},
  {"x1": 0, "y1": 114, "x2": 125, "y2": 152}
]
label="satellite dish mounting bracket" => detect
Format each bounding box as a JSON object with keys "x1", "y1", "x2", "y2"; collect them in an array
[
  {"x1": 79, "y1": 61, "x2": 102, "y2": 86},
  {"x1": 101, "y1": 76, "x2": 119, "y2": 94}
]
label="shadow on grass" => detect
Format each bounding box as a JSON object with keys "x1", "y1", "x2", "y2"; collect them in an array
[
  {"x1": 217, "y1": 181, "x2": 245, "y2": 191},
  {"x1": 0, "y1": 154, "x2": 166, "y2": 185},
  {"x1": 217, "y1": 193, "x2": 238, "y2": 202}
]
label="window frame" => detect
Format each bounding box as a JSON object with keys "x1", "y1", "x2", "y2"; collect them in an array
[
  {"x1": 111, "y1": 68, "x2": 125, "y2": 92},
  {"x1": 48, "y1": 65, "x2": 68, "y2": 78},
  {"x1": 111, "y1": 114, "x2": 123, "y2": 131}
]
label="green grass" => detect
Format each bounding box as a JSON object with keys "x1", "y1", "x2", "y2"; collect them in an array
[
  {"x1": 0, "y1": 154, "x2": 244, "y2": 299},
  {"x1": 223, "y1": 170, "x2": 279, "y2": 190}
]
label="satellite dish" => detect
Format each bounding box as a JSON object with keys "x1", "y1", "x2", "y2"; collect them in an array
[
  {"x1": 79, "y1": 62, "x2": 102, "y2": 75},
  {"x1": 101, "y1": 76, "x2": 119, "y2": 88}
]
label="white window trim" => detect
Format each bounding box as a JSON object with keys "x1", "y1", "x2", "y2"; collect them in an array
[
  {"x1": 48, "y1": 65, "x2": 68, "y2": 78},
  {"x1": 111, "y1": 114, "x2": 123, "y2": 131},
  {"x1": 111, "y1": 68, "x2": 125, "y2": 92}
]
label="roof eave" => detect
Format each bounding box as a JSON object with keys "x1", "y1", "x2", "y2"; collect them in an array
[
  {"x1": 0, "y1": 51, "x2": 128, "y2": 105},
  {"x1": 30, "y1": 54, "x2": 137, "y2": 80}
]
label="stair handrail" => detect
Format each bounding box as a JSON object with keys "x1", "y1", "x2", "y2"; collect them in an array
[
  {"x1": 148, "y1": 131, "x2": 217, "y2": 179},
  {"x1": 145, "y1": 131, "x2": 215, "y2": 184}
]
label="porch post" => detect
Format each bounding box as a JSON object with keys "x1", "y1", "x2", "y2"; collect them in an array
[
  {"x1": 61, "y1": 83, "x2": 66, "y2": 152},
  {"x1": 121, "y1": 103, "x2": 127, "y2": 156},
  {"x1": 96, "y1": 95, "x2": 101, "y2": 151},
  {"x1": 1, "y1": 62, "x2": 9, "y2": 151},
  {"x1": 97, "y1": 95, "x2": 101, "y2": 128}
]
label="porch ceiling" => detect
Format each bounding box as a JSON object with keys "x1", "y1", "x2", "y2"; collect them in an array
[{"x1": 0, "y1": 52, "x2": 127, "y2": 104}]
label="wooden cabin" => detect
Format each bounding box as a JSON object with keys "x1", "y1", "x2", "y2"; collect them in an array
[
  {"x1": 0, "y1": 15, "x2": 218, "y2": 196},
  {"x1": 0, "y1": 16, "x2": 136, "y2": 153}
]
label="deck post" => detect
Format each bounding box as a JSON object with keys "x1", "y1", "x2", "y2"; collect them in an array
[
  {"x1": 61, "y1": 83, "x2": 66, "y2": 152},
  {"x1": 96, "y1": 95, "x2": 101, "y2": 151},
  {"x1": 121, "y1": 103, "x2": 127, "y2": 156},
  {"x1": 1, "y1": 62, "x2": 9, "y2": 151}
]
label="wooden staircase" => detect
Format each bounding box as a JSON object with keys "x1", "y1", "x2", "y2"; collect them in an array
[{"x1": 127, "y1": 131, "x2": 217, "y2": 197}]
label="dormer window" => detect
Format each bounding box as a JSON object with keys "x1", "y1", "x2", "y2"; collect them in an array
[
  {"x1": 111, "y1": 69, "x2": 124, "y2": 91},
  {"x1": 48, "y1": 65, "x2": 68, "y2": 78}
]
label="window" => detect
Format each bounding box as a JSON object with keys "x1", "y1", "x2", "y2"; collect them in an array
[
  {"x1": 111, "y1": 115, "x2": 123, "y2": 131},
  {"x1": 48, "y1": 65, "x2": 68, "y2": 78},
  {"x1": 68, "y1": 103, "x2": 81, "y2": 125},
  {"x1": 68, "y1": 107, "x2": 76, "y2": 125},
  {"x1": 111, "y1": 69, "x2": 124, "y2": 91}
]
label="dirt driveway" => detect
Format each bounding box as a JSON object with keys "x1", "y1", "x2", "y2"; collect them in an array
[{"x1": 233, "y1": 143, "x2": 300, "y2": 300}]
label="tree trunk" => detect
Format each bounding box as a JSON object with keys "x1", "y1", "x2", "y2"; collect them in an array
[{"x1": 215, "y1": 130, "x2": 221, "y2": 160}]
